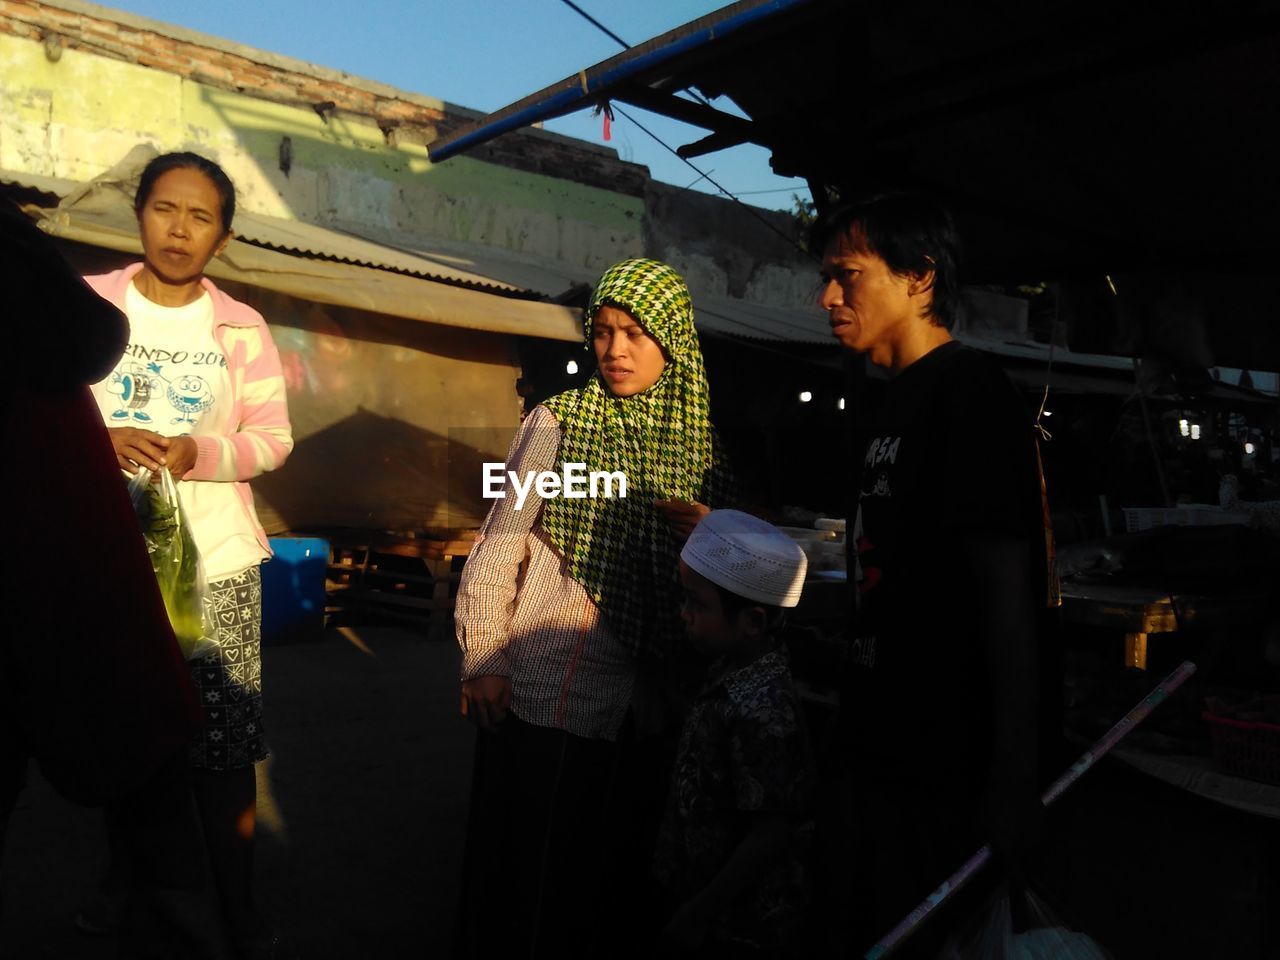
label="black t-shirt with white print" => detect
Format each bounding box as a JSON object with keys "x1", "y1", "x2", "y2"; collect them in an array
[{"x1": 843, "y1": 340, "x2": 1044, "y2": 793}]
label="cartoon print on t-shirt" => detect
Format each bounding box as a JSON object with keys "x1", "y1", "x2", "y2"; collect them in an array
[
  {"x1": 103, "y1": 357, "x2": 215, "y2": 429},
  {"x1": 104, "y1": 363, "x2": 159, "y2": 423},
  {"x1": 166, "y1": 374, "x2": 215, "y2": 425}
]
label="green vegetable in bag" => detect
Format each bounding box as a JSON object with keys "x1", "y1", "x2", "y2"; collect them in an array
[{"x1": 127, "y1": 467, "x2": 217, "y2": 660}]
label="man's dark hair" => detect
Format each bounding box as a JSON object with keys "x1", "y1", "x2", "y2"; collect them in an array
[
  {"x1": 810, "y1": 192, "x2": 961, "y2": 330},
  {"x1": 134, "y1": 151, "x2": 236, "y2": 232},
  {"x1": 713, "y1": 583, "x2": 789, "y2": 637}
]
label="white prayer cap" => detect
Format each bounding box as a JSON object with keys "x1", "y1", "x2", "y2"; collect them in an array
[{"x1": 681, "y1": 509, "x2": 807, "y2": 608}]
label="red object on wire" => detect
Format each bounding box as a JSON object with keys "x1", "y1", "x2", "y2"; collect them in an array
[{"x1": 602, "y1": 104, "x2": 612, "y2": 141}]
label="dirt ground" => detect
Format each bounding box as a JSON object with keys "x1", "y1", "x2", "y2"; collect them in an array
[
  {"x1": 4, "y1": 624, "x2": 1279, "y2": 959},
  {"x1": 0, "y1": 625, "x2": 472, "y2": 959}
]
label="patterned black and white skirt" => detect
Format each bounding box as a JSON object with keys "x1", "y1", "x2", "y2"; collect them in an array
[{"x1": 189, "y1": 565, "x2": 267, "y2": 771}]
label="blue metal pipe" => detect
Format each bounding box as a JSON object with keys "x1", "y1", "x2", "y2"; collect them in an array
[{"x1": 429, "y1": 0, "x2": 814, "y2": 162}]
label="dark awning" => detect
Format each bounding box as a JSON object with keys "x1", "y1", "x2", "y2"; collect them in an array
[
  {"x1": 428, "y1": 0, "x2": 814, "y2": 163},
  {"x1": 427, "y1": 0, "x2": 1280, "y2": 370}
]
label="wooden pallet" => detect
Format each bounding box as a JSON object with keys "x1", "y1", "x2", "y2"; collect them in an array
[{"x1": 325, "y1": 530, "x2": 477, "y2": 638}]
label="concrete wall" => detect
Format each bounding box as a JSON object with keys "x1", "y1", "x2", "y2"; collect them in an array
[
  {"x1": 0, "y1": 0, "x2": 646, "y2": 278},
  {"x1": 1, "y1": 0, "x2": 818, "y2": 309},
  {"x1": 644, "y1": 180, "x2": 816, "y2": 305}
]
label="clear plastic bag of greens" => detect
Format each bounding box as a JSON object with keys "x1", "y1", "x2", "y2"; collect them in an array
[{"x1": 127, "y1": 466, "x2": 217, "y2": 660}]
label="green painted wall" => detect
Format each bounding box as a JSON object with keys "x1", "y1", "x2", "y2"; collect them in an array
[{"x1": 1, "y1": 32, "x2": 643, "y2": 269}]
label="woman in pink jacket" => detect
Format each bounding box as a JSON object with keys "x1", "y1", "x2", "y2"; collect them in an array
[{"x1": 85, "y1": 151, "x2": 293, "y2": 958}]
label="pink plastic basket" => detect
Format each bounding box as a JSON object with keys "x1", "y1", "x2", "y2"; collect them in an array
[{"x1": 1203, "y1": 708, "x2": 1280, "y2": 785}]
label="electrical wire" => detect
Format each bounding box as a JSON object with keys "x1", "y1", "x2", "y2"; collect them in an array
[
  {"x1": 610, "y1": 101, "x2": 809, "y2": 256},
  {"x1": 555, "y1": 0, "x2": 719, "y2": 109},
  {"x1": 553, "y1": 0, "x2": 814, "y2": 253},
  {"x1": 729, "y1": 187, "x2": 814, "y2": 196},
  {"x1": 558, "y1": 0, "x2": 631, "y2": 50}
]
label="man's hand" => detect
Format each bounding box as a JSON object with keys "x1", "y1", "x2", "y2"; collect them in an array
[
  {"x1": 163, "y1": 435, "x2": 199, "y2": 479},
  {"x1": 108, "y1": 426, "x2": 169, "y2": 473},
  {"x1": 460, "y1": 675, "x2": 512, "y2": 729},
  {"x1": 654, "y1": 499, "x2": 710, "y2": 541}
]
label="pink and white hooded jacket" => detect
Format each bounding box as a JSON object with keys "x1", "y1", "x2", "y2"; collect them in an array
[{"x1": 85, "y1": 263, "x2": 293, "y2": 555}]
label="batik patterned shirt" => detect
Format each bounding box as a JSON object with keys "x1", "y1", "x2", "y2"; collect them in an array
[{"x1": 654, "y1": 648, "x2": 815, "y2": 951}]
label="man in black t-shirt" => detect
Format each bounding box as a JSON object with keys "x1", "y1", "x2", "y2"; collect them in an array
[{"x1": 813, "y1": 194, "x2": 1048, "y2": 957}]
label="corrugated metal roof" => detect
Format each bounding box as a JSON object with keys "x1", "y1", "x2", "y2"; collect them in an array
[
  {"x1": 695, "y1": 293, "x2": 830, "y2": 344},
  {"x1": 0, "y1": 170, "x2": 78, "y2": 198},
  {"x1": 0, "y1": 167, "x2": 535, "y2": 297},
  {"x1": 3, "y1": 165, "x2": 581, "y2": 342},
  {"x1": 230, "y1": 214, "x2": 534, "y2": 296},
  {"x1": 335, "y1": 225, "x2": 836, "y2": 345},
  {"x1": 957, "y1": 333, "x2": 1135, "y2": 370},
  {"x1": 325, "y1": 226, "x2": 595, "y2": 299},
  {"x1": 2, "y1": 163, "x2": 835, "y2": 345}
]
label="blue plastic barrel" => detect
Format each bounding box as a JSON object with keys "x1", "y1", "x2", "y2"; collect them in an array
[{"x1": 261, "y1": 537, "x2": 329, "y2": 644}]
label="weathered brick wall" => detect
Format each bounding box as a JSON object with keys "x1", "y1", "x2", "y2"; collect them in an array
[
  {"x1": 0, "y1": 0, "x2": 450, "y2": 132},
  {"x1": 0, "y1": 0, "x2": 648, "y2": 193}
]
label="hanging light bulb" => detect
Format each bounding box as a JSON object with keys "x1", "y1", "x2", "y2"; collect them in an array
[
  {"x1": 566, "y1": 359, "x2": 579, "y2": 375},
  {"x1": 799, "y1": 391, "x2": 813, "y2": 403},
  {"x1": 837, "y1": 397, "x2": 846, "y2": 411}
]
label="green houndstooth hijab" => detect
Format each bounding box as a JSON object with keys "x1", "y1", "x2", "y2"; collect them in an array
[{"x1": 542, "y1": 258, "x2": 733, "y2": 660}]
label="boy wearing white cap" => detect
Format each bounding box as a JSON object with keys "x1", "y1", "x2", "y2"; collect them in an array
[{"x1": 653, "y1": 510, "x2": 815, "y2": 957}]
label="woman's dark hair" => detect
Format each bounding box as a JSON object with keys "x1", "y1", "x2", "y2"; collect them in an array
[
  {"x1": 134, "y1": 152, "x2": 236, "y2": 232},
  {"x1": 810, "y1": 192, "x2": 961, "y2": 330}
]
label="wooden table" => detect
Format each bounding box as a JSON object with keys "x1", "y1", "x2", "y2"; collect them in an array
[{"x1": 1059, "y1": 580, "x2": 1272, "y2": 669}]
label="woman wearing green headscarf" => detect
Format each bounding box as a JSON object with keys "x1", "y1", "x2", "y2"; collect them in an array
[{"x1": 453, "y1": 258, "x2": 732, "y2": 958}]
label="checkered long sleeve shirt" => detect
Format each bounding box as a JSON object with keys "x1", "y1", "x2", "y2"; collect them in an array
[{"x1": 454, "y1": 405, "x2": 636, "y2": 741}]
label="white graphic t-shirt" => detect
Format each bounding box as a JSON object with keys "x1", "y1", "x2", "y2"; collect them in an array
[{"x1": 90, "y1": 283, "x2": 268, "y2": 581}]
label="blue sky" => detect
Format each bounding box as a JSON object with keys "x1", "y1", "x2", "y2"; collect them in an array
[{"x1": 106, "y1": 0, "x2": 810, "y2": 211}]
